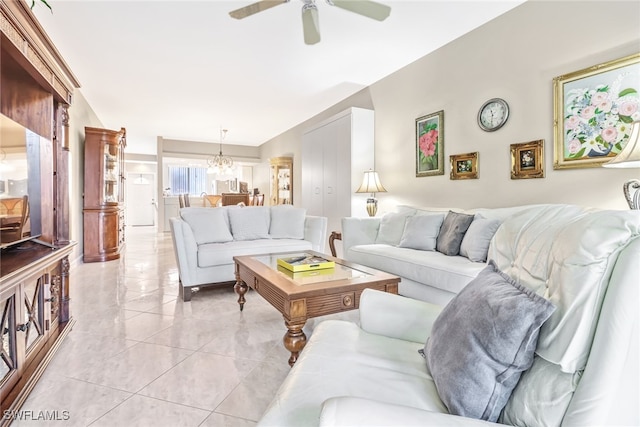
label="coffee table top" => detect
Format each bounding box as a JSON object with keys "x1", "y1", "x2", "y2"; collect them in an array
[{"x1": 234, "y1": 250, "x2": 400, "y2": 297}]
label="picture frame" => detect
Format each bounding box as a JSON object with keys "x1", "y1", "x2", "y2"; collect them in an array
[
  {"x1": 416, "y1": 110, "x2": 444, "y2": 177},
  {"x1": 450, "y1": 152, "x2": 478, "y2": 180},
  {"x1": 553, "y1": 53, "x2": 640, "y2": 170},
  {"x1": 511, "y1": 140, "x2": 544, "y2": 179}
]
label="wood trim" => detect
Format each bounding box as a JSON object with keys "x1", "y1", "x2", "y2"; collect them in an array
[{"x1": 1, "y1": 0, "x2": 80, "y2": 104}]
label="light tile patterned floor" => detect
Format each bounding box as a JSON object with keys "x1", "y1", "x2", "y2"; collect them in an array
[{"x1": 14, "y1": 226, "x2": 332, "y2": 427}]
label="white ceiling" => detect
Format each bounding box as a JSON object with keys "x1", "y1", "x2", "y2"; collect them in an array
[{"x1": 32, "y1": 0, "x2": 525, "y2": 154}]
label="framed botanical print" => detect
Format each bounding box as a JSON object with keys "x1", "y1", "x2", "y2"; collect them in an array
[
  {"x1": 416, "y1": 110, "x2": 444, "y2": 177},
  {"x1": 450, "y1": 152, "x2": 478, "y2": 180},
  {"x1": 511, "y1": 140, "x2": 544, "y2": 179},
  {"x1": 553, "y1": 53, "x2": 640, "y2": 169}
]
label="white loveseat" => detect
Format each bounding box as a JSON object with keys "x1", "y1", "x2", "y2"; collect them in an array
[
  {"x1": 170, "y1": 205, "x2": 327, "y2": 301},
  {"x1": 341, "y1": 205, "x2": 536, "y2": 305},
  {"x1": 258, "y1": 204, "x2": 640, "y2": 426}
]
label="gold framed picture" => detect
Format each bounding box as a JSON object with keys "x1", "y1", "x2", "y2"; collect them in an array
[
  {"x1": 450, "y1": 152, "x2": 478, "y2": 180},
  {"x1": 553, "y1": 53, "x2": 640, "y2": 170},
  {"x1": 511, "y1": 140, "x2": 545, "y2": 179}
]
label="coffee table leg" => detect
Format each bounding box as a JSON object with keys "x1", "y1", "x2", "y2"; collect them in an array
[
  {"x1": 283, "y1": 319, "x2": 307, "y2": 367},
  {"x1": 234, "y1": 280, "x2": 247, "y2": 311}
]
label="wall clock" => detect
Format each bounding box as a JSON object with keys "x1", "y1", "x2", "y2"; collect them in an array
[{"x1": 478, "y1": 98, "x2": 509, "y2": 132}]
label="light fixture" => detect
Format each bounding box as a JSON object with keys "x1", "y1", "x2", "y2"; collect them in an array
[
  {"x1": 207, "y1": 128, "x2": 235, "y2": 178},
  {"x1": 356, "y1": 169, "x2": 387, "y2": 217},
  {"x1": 602, "y1": 120, "x2": 640, "y2": 209},
  {"x1": 301, "y1": 1, "x2": 320, "y2": 45}
]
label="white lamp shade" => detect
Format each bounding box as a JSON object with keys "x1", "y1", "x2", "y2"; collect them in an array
[
  {"x1": 603, "y1": 120, "x2": 640, "y2": 169},
  {"x1": 356, "y1": 170, "x2": 387, "y2": 194}
]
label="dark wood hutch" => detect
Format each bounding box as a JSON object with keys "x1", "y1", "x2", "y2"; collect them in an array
[{"x1": 1, "y1": 0, "x2": 80, "y2": 420}]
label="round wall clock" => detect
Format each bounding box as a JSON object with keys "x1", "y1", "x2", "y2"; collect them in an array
[{"x1": 478, "y1": 98, "x2": 509, "y2": 132}]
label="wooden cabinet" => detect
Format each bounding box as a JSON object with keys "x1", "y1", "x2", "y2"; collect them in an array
[
  {"x1": 301, "y1": 108, "x2": 375, "y2": 243},
  {"x1": 83, "y1": 126, "x2": 127, "y2": 262},
  {"x1": 270, "y1": 157, "x2": 293, "y2": 205},
  {"x1": 0, "y1": 242, "x2": 75, "y2": 418}
]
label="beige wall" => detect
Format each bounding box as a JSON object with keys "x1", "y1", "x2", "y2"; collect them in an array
[
  {"x1": 261, "y1": 0, "x2": 640, "y2": 213},
  {"x1": 68, "y1": 90, "x2": 103, "y2": 262}
]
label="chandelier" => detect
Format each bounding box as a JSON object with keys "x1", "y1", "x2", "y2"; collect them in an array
[{"x1": 207, "y1": 128, "x2": 234, "y2": 176}]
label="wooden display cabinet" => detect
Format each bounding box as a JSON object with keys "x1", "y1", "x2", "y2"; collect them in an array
[
  {"x1": 269, "y1": 157, "x2": 293, "y2": 205},
  {"x1": 83, "y1": 126, "x2": 127, "y2": 262}
]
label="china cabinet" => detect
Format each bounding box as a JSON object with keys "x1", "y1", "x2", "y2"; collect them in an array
[
  {"x1": 83, "y1": 126, "x2": 127, "y2": 262},
  {"x1": 270, "y1": 157, "x2": 293, "y2": 205}
]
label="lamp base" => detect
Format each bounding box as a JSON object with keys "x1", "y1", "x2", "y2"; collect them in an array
[
  {"x1": 365, "y1": 197, "x2": 378, "y2": 217},
  {"x1": 623, "y1": 179, "x2": 640, "y2": 210}
]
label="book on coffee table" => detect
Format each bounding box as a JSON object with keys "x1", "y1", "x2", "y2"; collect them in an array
[{"x1": 277, "y1": 254, "x2": 335, "y2": 272}]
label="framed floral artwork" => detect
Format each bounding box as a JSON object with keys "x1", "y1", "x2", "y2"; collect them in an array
[
  {"x1": 553, "y1": 53, "x2": 640, "y2": 169},
  {"x1": 450, "y1": 152, "x2": 478, "y2": 180},
  {"x1": 416, "y1": 110, "x2": 444, "y2": 177},
  {"x1": 511, "y1": 140, "x2": 544, "y2": 179}
]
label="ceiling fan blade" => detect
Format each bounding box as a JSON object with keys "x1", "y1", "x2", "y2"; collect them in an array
[
  {"x1": 329, "y1": 0, "x2": 391, "y2": 21},
  {"x1": 229, "y1": 0, "x2": 289, "y2": 19},
  {"x1": 301, "y1": 3, "x2": 321, "y2": 45}
]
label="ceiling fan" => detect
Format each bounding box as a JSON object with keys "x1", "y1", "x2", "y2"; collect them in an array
[{"x1": 229, "y1": 0, "x2": 391, "y2": 45}]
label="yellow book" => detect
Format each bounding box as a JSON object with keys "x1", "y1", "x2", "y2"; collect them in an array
[{"x1": 277, "y1": 255, "x2": 335, "y2": 272}]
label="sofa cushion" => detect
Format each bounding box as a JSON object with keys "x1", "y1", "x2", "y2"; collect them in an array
[
  {"x1": 270, "y1": 205, "x2": 306, "y2": 239},
  {"x1": 228, "y1": 206, "x2": 271, "y2": 241},
  {"x1": 398, "y1": 213, "x2": 445, "y2": 251},
  {"x1": 435, "y1": 211, "x2": 474, "y2": 256},
  {"x1": 375, "y1": 211, "x2": 415, "y2": 246},
  {"x1": 197, "y1": 239, "x2": 312, "y2": 267},
  {"x1": 179, "y1": 207, "x2": 233, "y2": 244},
  {"x1": 257, "y1": 319, "x2": 447, "y2": 426},
  {"x1": 424, "y1": 261, "x2": 555, "y2": 422},
  {"x1": 459, "y1": 215, "x2": 501, "y2": 262},
  {"x1": 347, "y1": 244, "x2": 485, "y2": 295}
]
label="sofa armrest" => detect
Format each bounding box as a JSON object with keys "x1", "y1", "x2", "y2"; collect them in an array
[
  {"x1": 341, "y1": 217, "x2": 380, "y2": 258},
  {"x1": 320, "y1": 397, "x2": 496, "y2": 427},
  {"x1": 359, "y1": 289, "x2": 443, "y2": 344},
  {"x1": 169, "y1": 217, "x2": 199, "y2": 286},
  {"x1": 304, "y1": 215, "x2": 328, "y2": 253}
]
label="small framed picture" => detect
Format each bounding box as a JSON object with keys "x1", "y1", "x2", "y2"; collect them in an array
[
  {"x1": 449, "y1": 152, "x2": 478, "y2": 180},
  {"x1": 511, "y1": 140, "x2": 545, "y2": 179}
]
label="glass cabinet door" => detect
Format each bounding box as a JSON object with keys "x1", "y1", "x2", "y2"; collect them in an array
[
  {"x1": 270, "y1": 157, "x2": 293, "y2": 205},
  {"x1": 103, "y1": 142, "x2": 120, "y2": 204}
]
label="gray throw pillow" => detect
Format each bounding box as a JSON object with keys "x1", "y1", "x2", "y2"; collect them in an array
[
  {"x1": 423, "y1": 261, "x2": 555, "y2": 422},
  {"x1": 435, "y1": 211, "x2": 474, "y2": 255},
  {"x1": 398, "y1": 213, "x2": 445, "y2": 251},
  {"x1": 459, "y1": 215, "x2": 502, "y2": 262}
]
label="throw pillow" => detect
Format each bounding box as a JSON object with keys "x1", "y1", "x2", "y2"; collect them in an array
[
  {"x1": 398, "y1": 213, "x2": 445, "y2": 251},
  {"x1": 270, "y1": 205, "x2": 307, "y2": 239},
  {"x1": 459, "y1": 216, "x2": 502, "y2": 262},
  {"x1": 228, "y1": 206, "x2": 271, "y2": 241},
  {"x1": 435, "y1": 211, "x2": 474, "y2": 255},
  {"x1": 375, "y1": 211, "x2": 415, "y2": 246},
  {"x1": 180, "y1": 207, "x2": 233, "y2": 244},
  {"x1": 423, "y1": 261, "x2": 555, "y2": 422}
]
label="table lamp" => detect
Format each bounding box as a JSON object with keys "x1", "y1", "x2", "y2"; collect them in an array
[
  {"x1": 356, "y1": 169, "x2": 387, "y2": 216},
  {"x1": 602, "y1": 120, "x2": 640, "y2": 209}
]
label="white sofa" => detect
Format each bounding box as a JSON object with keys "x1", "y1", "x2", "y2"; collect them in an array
[
  {"x1": 170, "y1": 205, "x2": 327, "y2": 301},
  {"x1": 258, "y1": 204, "x2": 640, "y2": 426},
  {"x1": 341, "y1": 205, "x2": 537, "y2": 305}
]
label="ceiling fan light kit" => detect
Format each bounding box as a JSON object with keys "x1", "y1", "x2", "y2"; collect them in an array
[
  {"x1": 229, "y1": 0, "x2": 391, "y2": 45},
  {"x1": 302, "y1": 2, "x2": 321, "y2": 45}
]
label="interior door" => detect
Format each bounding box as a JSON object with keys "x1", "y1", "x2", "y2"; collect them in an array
[{"x1": 126, "y1": 173, "x2": 155, "y2": 226}]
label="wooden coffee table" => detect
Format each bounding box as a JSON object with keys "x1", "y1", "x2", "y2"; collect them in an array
[{"x1": 233, "y1": 251, "x2": 400, "y2": 366}]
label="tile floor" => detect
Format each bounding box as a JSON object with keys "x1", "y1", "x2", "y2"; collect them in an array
[{"x1": 15, "y1": 226, "x2": 356, "y2": 426}]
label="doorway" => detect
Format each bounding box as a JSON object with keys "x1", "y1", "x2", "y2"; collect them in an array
[{"x1": 126, "y1": 172, "x2": 156, "y2": 226}]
